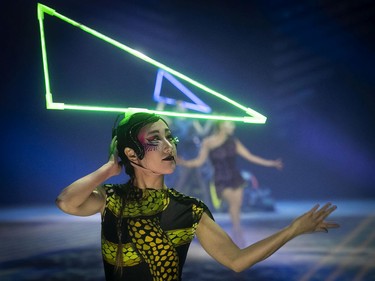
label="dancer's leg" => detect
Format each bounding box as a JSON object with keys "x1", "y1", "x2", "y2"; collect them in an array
[{"x1": 222, "y1": 187, "x2": 245, "y2": 247}]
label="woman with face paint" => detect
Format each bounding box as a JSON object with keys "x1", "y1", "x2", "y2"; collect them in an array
[
  {"x1": 56, "y1": 112, "x2": 339, "y2": 281},
  {"x1": 178, "y1": 120, "x2": 282, "y2": 246}
]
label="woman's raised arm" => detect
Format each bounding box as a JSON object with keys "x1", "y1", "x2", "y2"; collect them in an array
[{"x1": 56, "y1": 137, "x2": 122, "y2": 216}]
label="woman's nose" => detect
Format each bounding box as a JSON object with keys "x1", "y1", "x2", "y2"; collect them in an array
[{"x1": 163, "y1": 139, "x2": 173, "y2": 153}]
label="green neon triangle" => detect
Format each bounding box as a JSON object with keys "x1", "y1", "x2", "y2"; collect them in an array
[{"x1": 37, "y1": 3, "x2": 267, "y2": 124}]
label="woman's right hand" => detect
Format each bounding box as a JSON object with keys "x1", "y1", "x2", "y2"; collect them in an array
[{"x1": 105, "y1": 136, "x2": 122, "y2": 177}]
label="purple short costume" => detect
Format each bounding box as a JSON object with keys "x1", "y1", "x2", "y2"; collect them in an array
[{"x1": 208, "y1": 136, "x2": 246, "y2": 198}]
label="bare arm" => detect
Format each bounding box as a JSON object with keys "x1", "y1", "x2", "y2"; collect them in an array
[
  {"x1": 235, "y1": 139, "x2": 283, "y2": 169},
  {"x1": 196, "y1": 203, "x2": 339, "y2": 272},
  {"x1": 56, "y1": 138, "x2": 122, "y2": 216}
]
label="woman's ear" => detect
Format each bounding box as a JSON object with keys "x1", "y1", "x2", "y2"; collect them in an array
[{"x1": 124, "y1": 147, "x2": 138, "y2": 161}]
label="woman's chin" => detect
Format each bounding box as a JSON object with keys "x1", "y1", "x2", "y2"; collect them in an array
[{"x1": 164, "y1": 166, "x2": 176, "y2": 175}]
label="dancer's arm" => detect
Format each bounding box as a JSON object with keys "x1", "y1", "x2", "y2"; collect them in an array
[
  {"x1": 56, "y1": 138, "x2": 122, "y2": 216},
  {"x1": 235, "y1": 138, "x2": 283, "y2": 169},
  {"x1": 196, "y1": 203, "x2": 339, "y2": 272}
]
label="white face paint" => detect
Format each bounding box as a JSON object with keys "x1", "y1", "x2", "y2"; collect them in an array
[{"x1": 137, "y1": 120, "x2": 178, "y2": 174}]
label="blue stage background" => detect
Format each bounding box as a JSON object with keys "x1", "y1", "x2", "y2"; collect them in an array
[{"x1": 2, "y1": 0, "x2": 375, "y2": 206}]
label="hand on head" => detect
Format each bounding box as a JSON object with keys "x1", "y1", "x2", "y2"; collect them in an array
[{"x1": 106, "y1": 136, "x2": 122, "y2": 177}]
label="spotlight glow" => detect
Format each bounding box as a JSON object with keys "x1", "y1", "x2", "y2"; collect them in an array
[{"x1": 37, "y1": 3, "x2": 267, "y2": 124}]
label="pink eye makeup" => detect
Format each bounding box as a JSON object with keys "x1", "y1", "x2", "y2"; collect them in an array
[
  {"x1": 144, "y1": 136, "x2": 161, "y2": 152},
  {"x1": 141, "y1": 134, "x2": 178, "y2": 152},
  {"x1": 138, "y1": 124, "x2": 178, "y2": 153}
]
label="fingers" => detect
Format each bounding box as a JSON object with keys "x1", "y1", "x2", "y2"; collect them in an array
[
  {"x1": 316, "y1": 221, "x2": 340, "y2": 233},
  {"x1": 315, "y1": 203, "x2": 337, "y2": 221},
  {"x1": 309, "y1": 203, "x2": 337, "y2": 222},
  {"x1": 109, "y1": 136, "x2": 118, "y2": 158},
  {"x1": 108, "y1": 136, "x2": 121, "y2": 168},
  {"x1": 110, "y1": 136, "x2": 117, "y2": 150},
  {"x1": 312, "y1": 203, "x2": 340, "y2": 233},
  {"x1": 316, "y1": 226, "x2": 328, "y2": 233},
  {"x1": 275, "y1": 159, "x2": 283, "y2": 170},
  {"x1": 309, "y1": 204, "x2": 320, "y2": 214},
  {"x1": 324, "y1": 221, "x2": 341, "y2": 229}
]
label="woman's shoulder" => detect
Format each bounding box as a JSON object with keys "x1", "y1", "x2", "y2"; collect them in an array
[
  {"x1": 168, "y1": 189, "x2": 206, "y2": 207},
  {"x1": 102, "y1": 183, "x2": 126, "y2": 196},
  {"x1": 168, "y1": 188, "x2": 214, "y2": 218}
]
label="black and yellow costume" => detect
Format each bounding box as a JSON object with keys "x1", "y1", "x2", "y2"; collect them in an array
[{"x1": 101, "y1": 184, "x2": 213, "y2": 281}]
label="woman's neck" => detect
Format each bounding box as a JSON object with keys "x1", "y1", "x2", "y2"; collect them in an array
[{"x1": 132, "y1": 173, "x2": 166, "y2": 190}]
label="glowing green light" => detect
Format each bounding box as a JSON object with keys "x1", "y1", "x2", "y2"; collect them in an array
[{"x1": 37, "y1": 3, "x2": 267, "y2": 124}]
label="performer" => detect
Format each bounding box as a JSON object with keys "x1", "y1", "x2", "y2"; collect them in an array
[
  {"x1": 56, "y1": 112, "x2": 339, "y2": 281},
  {"x1": 178, "y1": 120, "x2": 283, "y2": 246}
]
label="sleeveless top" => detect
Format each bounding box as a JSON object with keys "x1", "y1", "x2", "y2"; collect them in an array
[
  {"x1": 101, "y1": 184, "x2": 213, "y2": 281},
  {"x1": 208, "y1": 136, "x2": 246, "y2": 195}
]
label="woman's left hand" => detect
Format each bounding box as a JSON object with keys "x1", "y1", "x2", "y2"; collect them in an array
[
  {"x1": 289, "y1": 203, "x2": 340, "y2": 236},
  {"x1": 273, "y1": 158, "x2": 283, "y2": 170}
]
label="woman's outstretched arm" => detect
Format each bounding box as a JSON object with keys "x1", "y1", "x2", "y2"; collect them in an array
[{"x1": 196, "y1": 203, "x2": 339, "y2": 272}]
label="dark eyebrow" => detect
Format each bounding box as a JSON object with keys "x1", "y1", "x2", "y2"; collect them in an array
[{"x1": 147, "y1": 128, "x2": 171, "y2": 136}]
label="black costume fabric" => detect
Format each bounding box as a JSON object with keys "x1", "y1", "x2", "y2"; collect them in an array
[
  {"x1": 101, "y1": 184, "x2": 213, "y2": 281},
  {"x1": 208, "y1": 136, "x2": 246, "y2": 197}
]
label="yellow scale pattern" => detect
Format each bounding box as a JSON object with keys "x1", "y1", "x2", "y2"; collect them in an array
[
  {"x1": 128, "y1": 218, "x2": 179, "y2": 281},
  {"x1": 102, "y1": 227, "x2": 195, "y2": 267},
  {"x1": 102, "y1": 240, "x2": 142, "y2": 266},
  {"x1": 106, "y1": 188, "x2": 170, "y2": 218},
  {"x1": 102, "y1": 188, "x2": 205, "y2": 280}
]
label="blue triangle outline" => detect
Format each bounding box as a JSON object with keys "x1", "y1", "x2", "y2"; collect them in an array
[{"x1": 153, "y1": 69, "x2": 212, "y2": 113}]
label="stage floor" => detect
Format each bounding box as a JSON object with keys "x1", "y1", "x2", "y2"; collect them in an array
[{"x1": 0, "y1": 199, "x2": 374, "y2": 281}]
